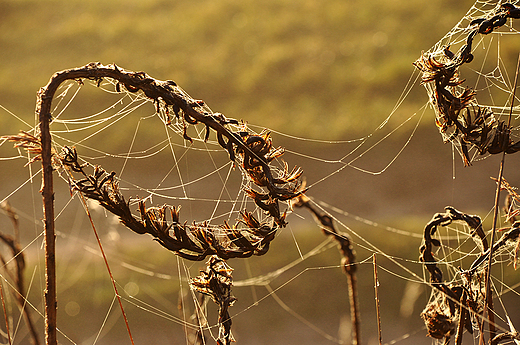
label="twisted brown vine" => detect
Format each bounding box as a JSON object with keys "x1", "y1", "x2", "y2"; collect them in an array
[{"x1": 414, "y1": 3, "x2": 520, "y2": 166}]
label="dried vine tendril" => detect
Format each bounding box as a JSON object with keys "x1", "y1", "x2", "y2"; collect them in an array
[{"x1": 414, "y1": 3, "x2": 520, "y2": 166}]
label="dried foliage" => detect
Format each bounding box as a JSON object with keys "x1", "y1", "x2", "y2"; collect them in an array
[
  {"x1": 190, "y1": 256, "x2": 236, "y2": 345},
  {"x1": 414, "y1": 3, "x2": 520, "y2": 166},
  {"x1": 414, "y1": 7, "x2": 520, "y2": 340},
  {"x1": 2, "y1": 62, "x2": 306, "y2": 263},
  {"x1": 419, "y1": 206, "x2": 520, "y2": 343},
  {"x1": 3, "y1": 131, "x2": 46, "y2": 167},
  {"x1": 1, "y1": 62, "x2": 308, "y2": 343},
  {"x1": 59, "y1": 146, "x2": 281, "y2": 261}
]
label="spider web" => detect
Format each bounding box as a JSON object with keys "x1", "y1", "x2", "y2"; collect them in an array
[{"x1": 0, "y1": 1, "x2": 520, "y2": 345}]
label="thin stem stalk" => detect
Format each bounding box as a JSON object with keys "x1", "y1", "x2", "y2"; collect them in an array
[
  {"x1": 481, "y1": 53, "x2": 520, "y2": 345},
  {"x1": 0, "y1": 281, "x2": 12, "y2": 345},
  {"x1": 77, "y1": 192, "x2": 135, "y2": 345},
  {"x1": 38, "y1": 85, "x2": 57, "y2": 345},
  {"x1": 373, "y1": 253, "x2": 382, "y2": 345}
]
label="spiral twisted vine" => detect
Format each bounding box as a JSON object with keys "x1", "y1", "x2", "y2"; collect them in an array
[{"x1": 414, "y1": 3, "x2": 520, "y2": 166}]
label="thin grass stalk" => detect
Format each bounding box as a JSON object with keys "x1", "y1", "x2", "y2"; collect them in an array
[
  {"x1": 77, "y1": 192, "x2": 135, "y2": 345},
  {"x1": 481, "y1": 53, "x2": 520, "y2": 345},
  {"x1": 37, "y1": 83, "x2": 57, "y2": 345},
  {"x1": 0, "y1": 281, "x2": 12, "y2": 345},
  {"x1": 373, "y1": 253, "x2": 382, "y2": 345}
]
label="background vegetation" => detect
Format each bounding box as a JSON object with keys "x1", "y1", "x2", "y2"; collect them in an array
[{"x1": 1, "y1": 0, "x2": 473, "y2": 138}]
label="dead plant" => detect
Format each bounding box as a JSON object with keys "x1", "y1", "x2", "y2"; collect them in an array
[
  {"x1": 2, "y1": 62, "x2": 308, "y2": 344},
  {"x1": 419, "y1": 206, "x2": 520, "y2": 344},
  {"x1": 414, "y1": 3, "x2": 520, "y2": 166}
]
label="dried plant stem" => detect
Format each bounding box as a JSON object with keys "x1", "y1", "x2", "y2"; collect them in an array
[
  {"x1": 482, "y1": 53, "x2": 520, "y2": 345},
  {"x1": 77, "y1": 192, "x2": 135, "y2": 345},
  {"x1": 291, "y1": 195, "x2": 360, "y2": 345},
  {"x1": 0, "y1": 281, "x2": 12, "y2": 345},
  {"x1": 373, "y1": 253, "x2": 382, "y2": 345},
  {"x1": 34, "y1": 62, "x2": 304, "y2": 209},
  {"x1": 346, "y1": 273, "x2": 360, "y2": 344},
  {"x1": 0, "y1": 203, "x2": 40, "y2": 345},
  {"x1": 454, "y1": 291, "x2": 467, "y2": 345},
  {"x1": 37, "y1": 82, "x2": 57, "y2": 345}
]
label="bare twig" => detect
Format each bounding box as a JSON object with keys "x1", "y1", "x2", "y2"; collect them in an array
[
  {"x1": 454, "y1": 291, "x2": 467, "y2": 345},
  {"x1": 36, "y1": 68, "x2": 58, "y2": 345},
  {"x1": 0, "y1": 281, "x2": 12, "y2": 345},
  {"x1": 0, "y1": 201, "x2": 19, "y2": 241},
  {"x1": 0, "y1": 233, "x2": 41, "y2": 345},
  {"x1": 77, "y1": 193, "x2": 135, "y2": 344}
]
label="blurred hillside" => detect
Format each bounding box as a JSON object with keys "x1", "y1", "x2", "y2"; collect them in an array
[{"x1": 0, "y1": 0, "x2": 474, "y2": 139}]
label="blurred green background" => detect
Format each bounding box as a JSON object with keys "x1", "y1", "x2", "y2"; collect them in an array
[
  {"x1": 0, "y1": 0, "x2": 473, "y2": 138},
  {"x1": 2, "y1": 0, "x2": 520, "y2": 345}
]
